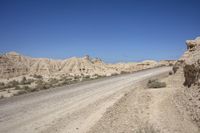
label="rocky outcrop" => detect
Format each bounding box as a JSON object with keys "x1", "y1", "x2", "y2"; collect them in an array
[
  {"x1": 180, "y1": 37, "x2": 200, "y2": 64},
  {"x1": 183, "y1": 61, "x2": 200, "y2": 87},
  {"x1": 174, "y1": 36, "x2": 200, "y2": 127},
  {"x1": 180, "y1": 37, "x2": 200, "y2": 87},
  {"x1": 186, "y1": 37, "x2": 200, "y2": 51}
]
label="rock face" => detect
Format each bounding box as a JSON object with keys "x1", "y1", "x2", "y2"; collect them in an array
[
  {"x1": 0, "y1": 52, "x2": 119, "y2": 79},
  {"x1": 175, "y1": 36, "x2": 200, "y2": 127},
  {"x1": 186, "y1": 37, "x2": 200, "y2": 50},
  {"x1": 180, "y1": 36, "x2": 200, "y2": 87},
  {"x1": 0, "y1": 52, "x2": 29, "y2": 79},
  {"x1": 180, "y1": 37, "x2": 200, "y2": 64}
]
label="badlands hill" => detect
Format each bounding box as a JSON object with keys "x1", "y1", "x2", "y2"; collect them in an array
[{"x1": 0, "y1": 52, "x2": 174, "y2": 79}]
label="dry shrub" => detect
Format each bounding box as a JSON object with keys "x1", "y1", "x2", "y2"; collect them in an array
[
  {"x1": 6, "y1": 80, "x2": 20, "y2": 88},
  {"x1": 14, "y1": 90, "x2": 27, "y2": 96},
  {"x1": 0, "y1": 95, "x2": 4, "y2": 99},
  {"x1": 135, "y1": 123, "x2": 160, "y2": 133},
  {"x1": 169, "y1": 71, "x2": 173, "y2": 75},
  {"x1": 15, "y1": 85, "x2": 21, "y2": 90},
  {"x1": 20, "y1": 77, "x2": 34, "y2": 85},
  {"x1": 33, "y1": 74, "x2": 43, "y2": 79},
  {"x1": 0, "y1": 82, "x2": 5, "y2": 90},
  {"x1": 48, "y1": 78, "x2": 58, "y2": 85},
  {"x1": 147, "y1": 79, "x2": 166, "y2": 88}
]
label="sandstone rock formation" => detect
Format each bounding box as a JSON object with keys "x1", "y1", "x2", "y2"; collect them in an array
[
  {"x1": 174, "y1": 36, "x2": 200, "y2": 127},
  {"x1": 0, "y1": 52, "x2": 119, "y2": 79},
  {"x1": 180, "y1": 37, "x2": 200, "y2": 64},
  {"x1": 0, "y1": 52, "x2": 29, "y2": 79},
  {"x1": 0, "y1": 51, "x2": 172, "y2": 79}
]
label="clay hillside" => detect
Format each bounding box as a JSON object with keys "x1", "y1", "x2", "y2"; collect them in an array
[{"x1": 0, "y1": 52, "x2": 174, "y2": 79}]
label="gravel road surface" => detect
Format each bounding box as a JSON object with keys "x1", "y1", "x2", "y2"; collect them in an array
[{"x1": 0, "y1": 67, "x2": 171, "y2": 133}]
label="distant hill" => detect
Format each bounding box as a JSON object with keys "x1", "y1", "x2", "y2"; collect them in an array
[{"x1": 0, "y1": 51, "x2": 174, "y2": 79}]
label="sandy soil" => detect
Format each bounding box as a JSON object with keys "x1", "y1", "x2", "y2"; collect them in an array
[
  {"x1": 0, "y1": 67, "x2": 171, "y2": 133},
  {"x1": 88, "y1": 73, "x2": 199, "y2": 133}
]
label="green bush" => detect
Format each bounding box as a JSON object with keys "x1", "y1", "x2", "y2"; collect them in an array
[{"x1": 147, "y1": 79, "x2": 166, "y2": 88}]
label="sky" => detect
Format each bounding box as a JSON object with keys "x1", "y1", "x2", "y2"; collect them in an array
[{"x1": 0, "y1": 0, "x2": 200, "y2": 63}]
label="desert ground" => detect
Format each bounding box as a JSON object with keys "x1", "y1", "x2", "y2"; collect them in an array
[{"x1": 0, "y1": 67, "x2": 171, "y2": 133}]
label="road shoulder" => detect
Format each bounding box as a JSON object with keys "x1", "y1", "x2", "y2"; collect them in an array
[{"x1": 88, "y1": 75, "x2": 199, "y2": 133}]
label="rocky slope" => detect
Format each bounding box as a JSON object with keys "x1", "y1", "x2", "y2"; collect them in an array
[
  {"x1": 0, "y1": 52, "x2": 173, "y2": 79},
  {"x1": 174, "y1": 36, "x2": 200, "y2": 128}
]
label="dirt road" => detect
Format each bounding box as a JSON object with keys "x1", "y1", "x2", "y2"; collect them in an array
[{"x1": 0, "y1": 67, "x2": 171, "y2": 133}]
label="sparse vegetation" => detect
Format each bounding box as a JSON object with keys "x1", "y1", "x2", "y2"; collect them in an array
[
  {"x1": 84, "y1": 75, "x2": 90, "y2": 79},
  {"x1": 20, "y1": 77, "x2": 33, "y2": 85},
  {"x1": 49, "y1": 78, "x2": 58, "y2": 85},
  {"x1": 22, "y1": 85, "x2": 31, "y2": 90},
  {"x1": 169, "y1": 71, "x2": 173, "y2": 75},
  {"x1": 14, "y1": 90, "x2": 27, "y2": 96},
  {"x1": 61, "y1": 78, "x2": 73, "y2": 85},
  {"x1": 111, "y1": 73, "x2": 118, "y2": 76},
  {"x1": 35, "y1": 80, "x2": 52, "y2": 90},
  {"x1": 15, "y1": 85, "x2": 22, "y2": 90},
  {"x1": 33, "y1": 74, "x2": 43, "y2": 79},
  {"x1": 0, "y1": 82, "x2": 5, "y2": 90},
  {"x1": 2, "y1": 73, "x2": 107, "y2": 97},
  {"x1": 120, "y1": 71, "x2": 129, "y2": 74},
  {"x1": 135, "y1": 124, "x2": 160, "y2": 133},
  {"x1": 0, "y1": 95, "x2": 4, "y2": 99},
  {"x1": 147, "y1": 79, "x2": 166, "y2": 88},
  {"x1": 6, "y1": 80, "x2": 20, "y2": 88},
  {"x1": 74, "y1": 76, "x2": 80, "y2": 80},
  {"x1": 7, "y1": 89, "x2": 11, "y2": 93}
]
